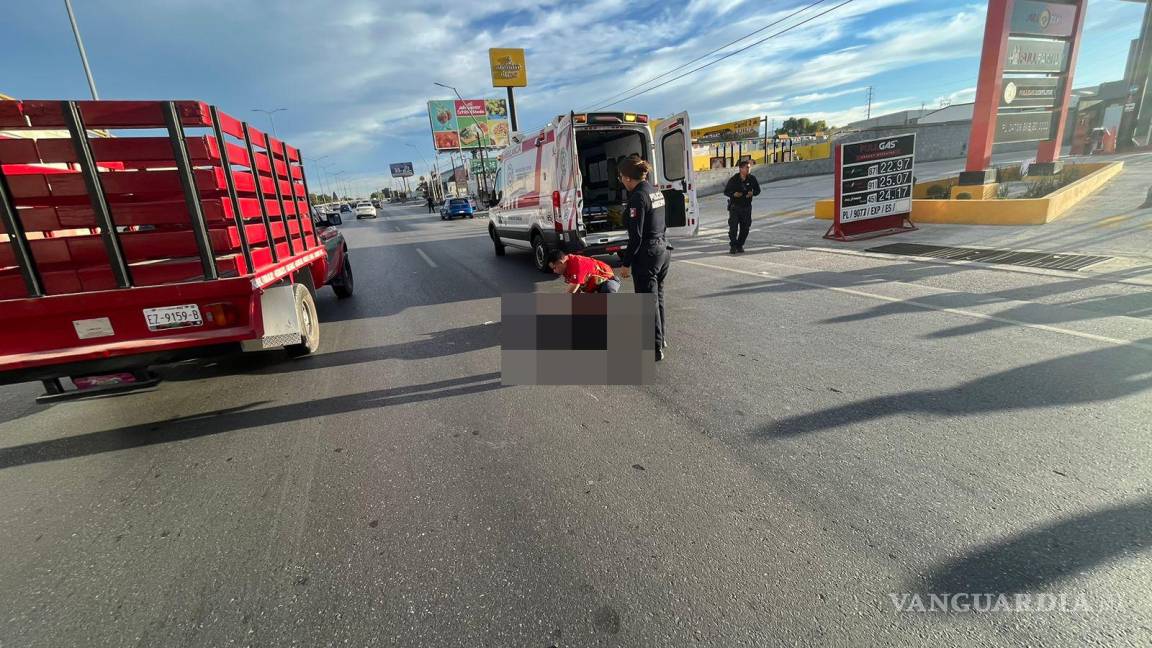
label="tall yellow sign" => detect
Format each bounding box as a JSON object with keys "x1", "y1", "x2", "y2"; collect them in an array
[{"x1": 489, "y1": 48, "x2": 528, "y2": 87}]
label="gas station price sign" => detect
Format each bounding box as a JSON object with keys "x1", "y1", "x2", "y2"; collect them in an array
[{"x1": 837, "y1": 134, "x2": 916, "y2": 224}]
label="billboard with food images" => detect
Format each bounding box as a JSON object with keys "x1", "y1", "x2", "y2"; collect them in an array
[{"x1": 427, "y1": 98, "x2": 511, "y2": 151}]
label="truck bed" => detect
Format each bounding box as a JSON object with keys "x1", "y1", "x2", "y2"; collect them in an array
[{"x1": 0, "y1": 99, "x2": 326, "y2": 380}]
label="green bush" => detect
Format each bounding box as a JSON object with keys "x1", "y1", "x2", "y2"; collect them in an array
[
  {"x1": 925, "y1": 184, "x2": 949, "y2": 200},
  {"x1": 1021, "y1": 167, "x2": 1087, "y2": 198}
]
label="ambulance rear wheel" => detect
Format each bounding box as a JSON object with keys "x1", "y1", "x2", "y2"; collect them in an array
[
  {"x1": 286, "y1": 284, "x2": 320, "y2": 357},
  {"x1": 490, "y1": 226, "x2": 506, "y2": 256},
  {"x1": 531, "y1": 233, "x2": 549, "y2": 273}
]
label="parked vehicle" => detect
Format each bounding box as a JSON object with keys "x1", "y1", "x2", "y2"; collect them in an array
[
  {"x1": 440, "y1": 197, "x2": 475, "y2": 220},
  {"x1": 487, "y1": 111, "x2": 697, "y2": 271},
  {"x1": 313, "y1": 211, "x2": 353, "y2": 299},
  {"x1": 322, "y1": 204, "x2": 343, "y2": 225},
  {"x1": 0, "y1": 99, "x2": 354, "y2": 401},
  {"x1": 355, "y1": 201, "x2": 376, "y2": 219}
]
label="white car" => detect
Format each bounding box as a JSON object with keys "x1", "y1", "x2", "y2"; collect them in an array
[{"x1": 355, "y1": 201, "x2": 377, "y2": 219}]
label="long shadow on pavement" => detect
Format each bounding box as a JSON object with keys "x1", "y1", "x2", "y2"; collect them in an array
[
  {"x1": 0, "y1": 372, "x2": 504, "y2": 471},
  {"x1": 162, "y1": 323, "x2": 500, "y2": 381},
  {"x1": 754, "y1": 339, "x2": 1152, "y2": 438},
  {"x1": 916, "y1": 497, "x2": 1152, "y2": 596},
  {"x1": 694, "y1": 257, "x2": 1152, "y2": 337},
  {"x1": 695, "y1": 262, "x2": 968, "y2": 300}
]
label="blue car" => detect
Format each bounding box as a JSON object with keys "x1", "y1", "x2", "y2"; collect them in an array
[{"x1": 440, "y1": 197, "x2": 475, "y2": 220}]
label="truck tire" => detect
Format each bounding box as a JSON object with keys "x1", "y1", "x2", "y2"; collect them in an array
[
  {"x1": 286, "y1": 283, "x2": 320, "y2": 357},
  {"x1": 490, "y1": 225, "x2": 506, "y2": 256},
  {"x1": 531, "y1": 233, "x2": 549, "y2": 273},
  {"x1": 332, "y1": 253, "x2": 354, "y2": 299}
]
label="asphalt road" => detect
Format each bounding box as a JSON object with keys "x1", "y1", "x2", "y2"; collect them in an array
[
  {"x1": 695, "y1": 151, "x2": 1152, "y2": 267},
  {"x1": 1, "y1": 202, "x2": 1150, "y2": 647}
]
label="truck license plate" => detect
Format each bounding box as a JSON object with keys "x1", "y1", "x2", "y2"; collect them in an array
[{"x1": 144, "y1": 304, "x2": 203, "y2": 331}]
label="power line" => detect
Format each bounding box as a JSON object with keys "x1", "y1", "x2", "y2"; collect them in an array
[
  {"x1": 584, "y1": 0, "x2": 832, "y2": 111},
  {"x1": 595, "y1": 0, "x2": 859, "y2": 110}
]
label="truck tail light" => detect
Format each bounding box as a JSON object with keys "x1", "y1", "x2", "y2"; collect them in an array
[{"x1": 202, "y1": 302, "x2": 237, "y2": 327}]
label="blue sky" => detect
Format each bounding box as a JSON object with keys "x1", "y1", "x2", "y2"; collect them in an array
[{"x1": 1, "y1": 0, "x2": 1144, "y2": 194}]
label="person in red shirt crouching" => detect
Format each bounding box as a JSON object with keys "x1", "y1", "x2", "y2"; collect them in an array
[{"x1": 548, "y1": 250, "x2": 621, "y2": 294}]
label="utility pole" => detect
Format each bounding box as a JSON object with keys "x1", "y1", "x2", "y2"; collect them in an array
[
  {"x1": 64, "y1": 0, "x2": 99, "y2": 100},
  {"x1": 865, "y1": 86, "x2": 874, "y2": 120}
]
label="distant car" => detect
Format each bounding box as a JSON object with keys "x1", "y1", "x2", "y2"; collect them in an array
[
  {"x1": 355, "y1": 201, "x2": 377, "y2": 219},
  {"x1": 322, "y1": 204, "x2": 343, "y2": 225},
  {"x1": 440, "y1": 197, "x2": 475, "y2": 220},
  {"x1": 371, "y1": 199, "x2": 381, "y2": 208},
  {"x1": 340, "y1": 203, "x2": 353, "y2": 214}
]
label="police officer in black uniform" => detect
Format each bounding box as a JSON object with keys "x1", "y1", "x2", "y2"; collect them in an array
[
  {"x1": 617, "y1": 157, "x2": 670, "y2": 361},
  {"x1": 723, "y1": 159, "x2": 761, "y2": 254}
]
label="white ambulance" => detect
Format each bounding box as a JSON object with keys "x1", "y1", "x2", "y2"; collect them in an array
[{"x1": 486, "y1": 111, "x2": 698, "y2": 271}]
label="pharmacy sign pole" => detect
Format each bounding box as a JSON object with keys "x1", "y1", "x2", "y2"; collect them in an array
[
  {"x1": 961, "y1": 0, "x2": 1086, "y2": 186},
  {"x1": 824, "y1": 134, "x2": 917, "y2": 242}
]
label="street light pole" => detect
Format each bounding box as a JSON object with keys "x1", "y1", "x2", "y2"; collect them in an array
[
  {"x1": 313, "y1": 155, "x2": 332, "y2": 201},
  {"x1": 435, "y1": 81, "x2": 482, "y2": 199},
  {"x1": 251, "y1": 108, "x2": 287, "y2": 138},
  {"x1": 319, "y1": 165, "x2": 333, "y2": 200},
  {"x1": 64, "y1": 0, "x2": 99, "y2": 100},
  {"x1": 406, "y1": 143, "x2": 439, "y2": 202}
]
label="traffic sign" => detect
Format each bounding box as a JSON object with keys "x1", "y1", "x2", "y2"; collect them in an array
[{"x1": 825, "y1": 134, "x2": 917, "y2": 241}]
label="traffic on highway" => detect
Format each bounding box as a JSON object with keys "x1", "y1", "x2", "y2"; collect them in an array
[{"x1": 2, "y1": 1, "x2": 1151, "y2": 647}]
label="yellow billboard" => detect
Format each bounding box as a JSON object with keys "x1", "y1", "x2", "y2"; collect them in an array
[
  {"x1": 489, "y1": 48, "x2": 528, "y2": 87},
  {"x1": 692, "y1": 117, "x2": 761, "y2": 144}
]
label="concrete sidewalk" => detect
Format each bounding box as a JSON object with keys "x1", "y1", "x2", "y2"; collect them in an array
[{"x1": 693, "y1": 151, "x2": 1152, "y2": 274}]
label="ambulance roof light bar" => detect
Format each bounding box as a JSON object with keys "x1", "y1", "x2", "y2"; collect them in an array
[{"x1": 575, "y1": 112, "x2": 649, "y2": 125}]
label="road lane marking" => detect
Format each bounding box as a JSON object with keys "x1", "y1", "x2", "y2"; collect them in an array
[
  {"x1": 1094, "y1": 214, "x2": 1134, "y2": 228},
  {"x1": 680, "y1": 258, "x2": 1152, "y2": 351},
  {"x1": 416, "y1": 248, "x2": 438, "y2": 268}
]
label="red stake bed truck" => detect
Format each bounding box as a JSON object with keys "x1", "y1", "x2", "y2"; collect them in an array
[{"x1": 0, "y1": 99, "x2": 353, "y2": 401}]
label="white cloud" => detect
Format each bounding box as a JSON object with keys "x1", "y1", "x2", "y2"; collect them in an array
[{"x1": 24, "y1": 0, "x2": 1122, "y2": 180}]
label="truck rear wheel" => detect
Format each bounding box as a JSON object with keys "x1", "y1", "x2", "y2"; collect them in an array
[
  {"x1": 286, "y1": 283, "x2": 320, "y2": 357},
  {"x1": 332, "y1": 254, "x2": 355, "y2": 299}
]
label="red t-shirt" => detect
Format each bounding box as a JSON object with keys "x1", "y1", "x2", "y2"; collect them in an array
[{"x1": 563, "y1": 255, "x2": 615, "y2": 293}]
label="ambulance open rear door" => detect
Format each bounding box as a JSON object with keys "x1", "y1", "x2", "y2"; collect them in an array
[{"x1": 653, "y1": 112, "x2": 699, "y2": 237}]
